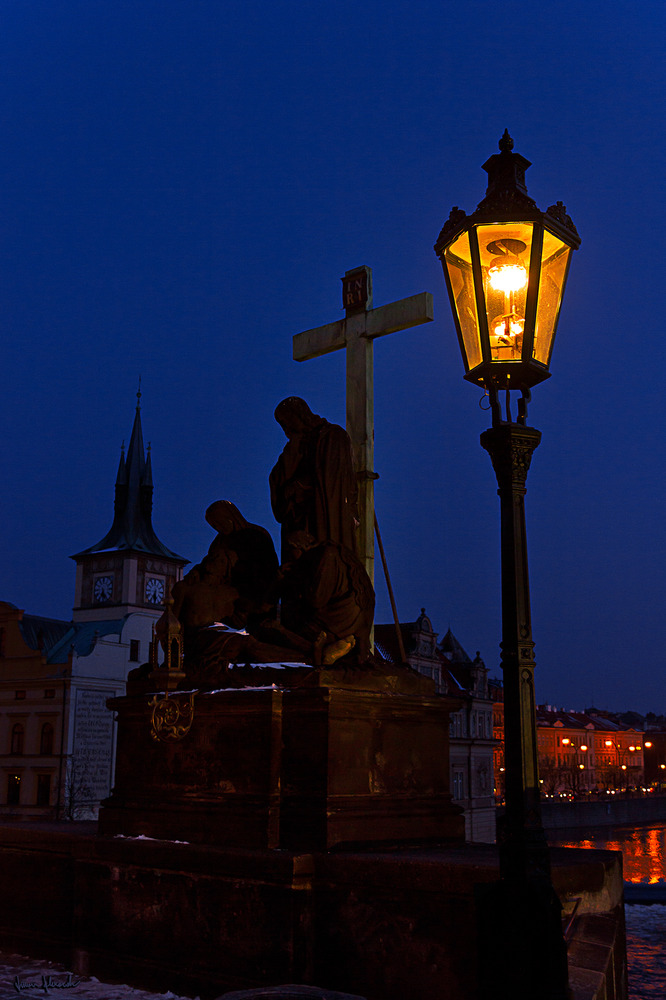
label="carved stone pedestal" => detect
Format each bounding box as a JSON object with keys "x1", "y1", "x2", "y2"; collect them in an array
[{"x1": 99, "y1": 667, "x2": 464, "y2": 850}]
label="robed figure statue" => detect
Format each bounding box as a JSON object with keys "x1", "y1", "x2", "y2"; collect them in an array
[{"x1": 269, "y1": 397, "x2": 359, "y2": 562}]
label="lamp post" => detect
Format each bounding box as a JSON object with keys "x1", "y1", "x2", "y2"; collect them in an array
[{"x1": 435, "y1": 132, "x2": 580, "y2": 1000}]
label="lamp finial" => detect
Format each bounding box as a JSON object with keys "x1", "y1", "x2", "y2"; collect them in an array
[{"x1": 499, "y1": 129, "x2": 514, "y2": 153}]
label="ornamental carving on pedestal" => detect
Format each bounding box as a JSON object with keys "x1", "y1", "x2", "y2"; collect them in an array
[{"x1": 149, "y1": 692, "x2": 195, "y2": 742}]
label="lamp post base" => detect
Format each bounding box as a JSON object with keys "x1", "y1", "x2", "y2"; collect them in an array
[{"x1": 476, "y1": 875, "x2": 571, "y2": 1000}]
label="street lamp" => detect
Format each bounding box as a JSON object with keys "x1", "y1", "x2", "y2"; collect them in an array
[
  {"x1": 435, "y1": 131, "x2": 580, "y2": 1000},
  {"x1": 435, "y1": 129, "x2": 580, "y2": 424}
]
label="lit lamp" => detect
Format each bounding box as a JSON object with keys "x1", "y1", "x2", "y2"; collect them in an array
[
  {"x1": 435, "y1": 132, "x2": 580, "y2": 1000},
  {"x1": 435, "y1": 129, "x2": 580, "y2": 422}
]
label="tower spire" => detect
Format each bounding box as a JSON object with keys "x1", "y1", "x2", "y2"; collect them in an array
[{"x1": 72, "y1": 390, "x2": 185, "y2": 561}]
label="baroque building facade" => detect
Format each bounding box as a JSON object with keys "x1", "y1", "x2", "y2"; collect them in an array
[{"x1": 490, "y1": 695, "x2": 647, "y2": 798}]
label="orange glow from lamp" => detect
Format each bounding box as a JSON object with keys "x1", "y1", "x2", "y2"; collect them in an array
[{"x1": 434, "y1": 131, "x2": 580, "y2": 401}]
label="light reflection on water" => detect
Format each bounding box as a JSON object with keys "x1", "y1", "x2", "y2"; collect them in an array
[
  {"x1": 548, "y1": 824, "x2": 666, "y2": 999},
  {"x1": 548, "y1": 823, "x2": 666, "y2": 883}
]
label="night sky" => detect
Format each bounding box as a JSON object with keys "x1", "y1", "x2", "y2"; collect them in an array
[{"x1": 2, "y1": 1, "x2": 664, "y2": 714}]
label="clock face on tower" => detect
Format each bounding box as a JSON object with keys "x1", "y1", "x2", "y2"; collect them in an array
[
  {"x1": 145, "y1": 577, "x2": 165, "y2": 605},
  {"x1": 93, "y1": 576, "x2": 113, "y2": 602}
]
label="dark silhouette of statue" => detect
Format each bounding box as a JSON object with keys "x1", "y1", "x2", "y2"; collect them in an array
[
  {"x1": 279, "y1": 531, "x2": 374, "y2": 664},
  {"x1": 161, "y1": 500, "x2": 297, "y2": 681},
  {"x1": 202, "y1": 500, "x2": 279, "y2": 630},
  {"x1": 269, "y1": 397, "x2": 359, "y2": 562},
  {"x1": 152, "y1": 397, "x2": 375, "y2": 681}
]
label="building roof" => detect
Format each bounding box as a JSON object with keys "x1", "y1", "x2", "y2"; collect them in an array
[
  {"x1": 439, "y1": 628, "x2": 472, "y2": 664},
  {"x1": 536, "y1": 707, "x2": 642, "y2": 734},
  {"x1": 71, "y1": 393, "x2": 187, "y2": 563},
  {"x1": 373, "y1": 622, "x2": 414, "y2": 664},
  {"x1": 47, "y1": 618, "x2": 128, "y2": 663},
  {"x1": 18, "y1": 613, "x2": 72, "y2": 654}
]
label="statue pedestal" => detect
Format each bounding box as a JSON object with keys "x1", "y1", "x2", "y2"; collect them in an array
[{"x1": 99, "y1": 668, "x2": 465, "y2": 849}]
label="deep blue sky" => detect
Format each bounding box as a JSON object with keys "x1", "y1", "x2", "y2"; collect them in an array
[{"x1": 1, "y1": 1, "x2": 664, "y2": 713}]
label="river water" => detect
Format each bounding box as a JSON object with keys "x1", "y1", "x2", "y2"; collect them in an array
[{"x1": 548, "y1": 824, "x2": 666, "y2": 999}]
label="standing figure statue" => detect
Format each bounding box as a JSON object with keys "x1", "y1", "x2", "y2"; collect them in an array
[{"x1": 269, "y1": 397, "x2": 359, "y2": 562}]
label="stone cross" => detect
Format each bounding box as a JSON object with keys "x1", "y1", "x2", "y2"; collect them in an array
[{"x1": 293, "y1": 265, "x2": 433, "y2": 583}]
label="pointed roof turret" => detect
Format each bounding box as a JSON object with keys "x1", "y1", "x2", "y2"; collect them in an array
[
  {"x1": 439, "y1": 628, "x2": 472, "y2": 664},
  {"x1": 72, "y1": 390, "x2": 186, "y2": 563}
]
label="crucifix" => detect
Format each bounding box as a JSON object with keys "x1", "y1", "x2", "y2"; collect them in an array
[{"x1": 293, "y1": 265, "x2": 434, "y2": 585}]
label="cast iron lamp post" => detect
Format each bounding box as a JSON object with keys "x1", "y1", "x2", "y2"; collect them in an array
[{"x1": 434, "y1": 132, "x2": 580, "y2": 1000}]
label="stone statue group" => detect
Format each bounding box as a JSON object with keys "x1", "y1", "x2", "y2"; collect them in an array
[{"x1": 162, "y1": 398, "x2": 375, "y2": 681}]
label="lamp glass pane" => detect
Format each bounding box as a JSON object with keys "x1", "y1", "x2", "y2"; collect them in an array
[
  {"x1": 534, "y1": 230, "x2": 571, "y2": 364},
  {"x1": 444, "y1": 231, "x2": 482, "y2": 371},
  {"x1": 476, "y1": 222, "x2": 533, "y2": 364}
]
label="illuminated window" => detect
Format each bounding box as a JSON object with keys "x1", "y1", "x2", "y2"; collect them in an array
[{"x1": 7, "y1": 775, "x2": 20, "y2": 805}]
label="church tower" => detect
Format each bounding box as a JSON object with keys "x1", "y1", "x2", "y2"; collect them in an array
[{"x1": 71, "y1": 390, "x2": 188, "y2": 622}]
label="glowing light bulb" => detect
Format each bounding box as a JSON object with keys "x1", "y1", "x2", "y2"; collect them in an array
[{"x1": 488, "y1": 260, "x2": 528, "y2": 294}]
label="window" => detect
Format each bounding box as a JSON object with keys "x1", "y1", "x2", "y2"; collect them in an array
[
  {"x1": 11, "y1": 724, "x2": 24, "y2": 755},
  {"x1": 7, "y1": 775, "x2": 20, "y2": 805},
  {"x1": 129, "y1": 639, "x2": 140, "y2": 662},
  {"x1": 15, "y1": 691, "x2": 25, "y2": 701},
  {"x1": 36, "y1": 774, "x2": 51, "y2": 807},
  {"x1": 40, "y1": 723, "x2": 54, "y2": 756},
  {"x1": 452, "y1": 771, "x2": 465, "y2": 800},
  {"x1": 44, "y1": 690, "x2": 55, "y2": 699}
]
